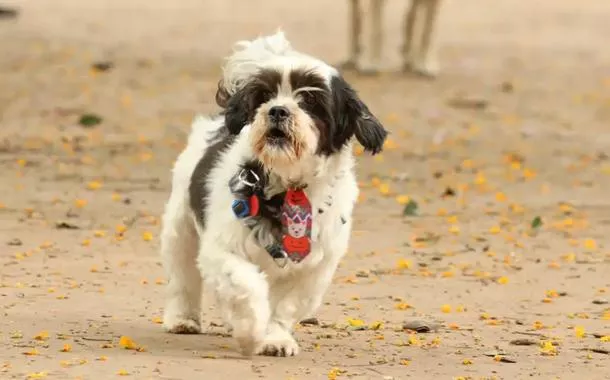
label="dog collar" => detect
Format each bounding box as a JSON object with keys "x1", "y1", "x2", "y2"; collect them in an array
[{"x1": 230, "y1": 168, "x2": 312, "y2": 267}]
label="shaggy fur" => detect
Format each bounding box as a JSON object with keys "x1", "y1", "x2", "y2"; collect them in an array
[
  {"x1": 160, "y1": 31, "x2": 387, "y2": 357},
  {"x1": 343, "y1": 0, "x2": 443, "y2": 76}
]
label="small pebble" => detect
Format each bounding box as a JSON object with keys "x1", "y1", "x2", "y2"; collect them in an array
[
  {"x1": 300, "y1": 317, "x2": 319, "y2": 326},
  {"x1": 402, "y1": 319, "x2": 440, "y2": 333}
]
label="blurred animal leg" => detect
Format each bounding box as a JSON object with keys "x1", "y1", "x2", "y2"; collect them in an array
[
  {"x1": 413, "y1": 0, "x2": 441, "y2": 77},
  {"x1": 360, "y1": 0, "x2": 385, "y2": 75},
  {"x1": 401, "y1": 0, "x2": 420, "y2": 71},
  {"x1": 340, "y1": 0, "x2": 362, "y2": 70}
]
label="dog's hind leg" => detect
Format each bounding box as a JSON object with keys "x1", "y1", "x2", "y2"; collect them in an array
[
  {"x1": 160, "y1": 191, "x2": 202, "y2": 334},
  {"x1": 340, "y1": 0, "x2": 362, "y2": 70}
]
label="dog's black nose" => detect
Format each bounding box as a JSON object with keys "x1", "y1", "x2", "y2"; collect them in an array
[{"x1": 268, "y1": 106, "x2": 290, "y2": 122}]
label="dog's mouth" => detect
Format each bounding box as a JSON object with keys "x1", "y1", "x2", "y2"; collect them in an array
[{"x1": 265, "y1": 127, "x2": 288, "y2": 145}]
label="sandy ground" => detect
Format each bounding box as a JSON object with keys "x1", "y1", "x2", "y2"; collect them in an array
[{"x1": 1, "y1": 0, "x2": 610, "y2": 379}]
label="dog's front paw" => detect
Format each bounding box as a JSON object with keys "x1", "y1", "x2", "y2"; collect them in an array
[
  {"x1": 163, "y1": 315, "x2": 201, "y2": 334},
  {"x1": 256, "y1": 326, "x2": 300, "y2": 357},
  {"x1": 232, "y1": 318, "x2": 267, "y2": 357}
]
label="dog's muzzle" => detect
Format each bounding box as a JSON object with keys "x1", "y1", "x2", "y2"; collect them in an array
[{"x1": 266, "y1": 106, "x2": 291, "y2": 145}]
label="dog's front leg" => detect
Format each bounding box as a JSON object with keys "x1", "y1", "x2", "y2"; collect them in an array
[
  {"x1": 197, "y1": 241, "x2": 270, "y2": 356},
  {"x1": 258, "y1": 257, "x2": 341, "y2": 357}
]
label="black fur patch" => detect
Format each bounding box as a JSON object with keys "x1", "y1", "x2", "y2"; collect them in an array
[
  {"x1": 189, "y1": 129, "x2": 235, "y2": 227},
  {"x1": 290, "y1": 69, "x2": 328, "y2": 92}
]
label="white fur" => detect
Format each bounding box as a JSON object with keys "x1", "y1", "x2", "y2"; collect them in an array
[
  {"x1": 221, "y1": 30, "x2": 337, "y2": 95},
  {"x1": 161, "y1": 32, "x2": 359, "y2": 357}
]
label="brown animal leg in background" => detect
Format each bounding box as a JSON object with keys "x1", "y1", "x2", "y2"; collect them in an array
[
  {"x1": 402, "y1": 0, "x2": 420, "y2": 71},
  {"x1": 417, "y1": 0, "x2": 441, "y2": 76},
  {"x1": 368, "y1": 0, "x2": 385, "y2": 73},
  {"x1": 340, "y1": 0, "x2": 362, "y2": 70}
]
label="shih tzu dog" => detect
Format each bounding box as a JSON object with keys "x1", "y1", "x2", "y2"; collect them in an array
[
  {"x1": 343, "y1": 0, "x2": 443, "y2": 77},
  {"x1": 160, "y1": 31, "x2": 387, "y2": 357}
]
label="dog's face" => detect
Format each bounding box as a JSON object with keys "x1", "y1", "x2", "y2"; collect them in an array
[{"x1": 216, "y1": 65, "x2": 387, "y2": 170}]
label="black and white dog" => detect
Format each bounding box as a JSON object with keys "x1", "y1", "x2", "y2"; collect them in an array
[{"x1": 160, "y1": 32, "x2": 387, "y2": 357}]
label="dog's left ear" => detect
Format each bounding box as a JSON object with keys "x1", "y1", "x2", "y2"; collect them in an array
[
  {"x1": 331, "y1": 75, "x2": 388, "y2": 154},
  {"x1": 222, "y1": 85, "x2": 253, "y2": 135},
  {"x1": 215, "y1": 80, "x2": 231, "y2": 108}
]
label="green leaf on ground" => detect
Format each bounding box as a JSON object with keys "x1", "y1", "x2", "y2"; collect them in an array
[
  {"x1": 78, "y1": 113, "x2": 103, "y2": 127},
  {"x1": 531, "y1": 216, "x2": 543, "y2": 229},
  {"x1": 403, "y1": 200, "x2": 419, "y2": 216}
]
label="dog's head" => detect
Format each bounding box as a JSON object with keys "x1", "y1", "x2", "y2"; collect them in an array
[{"x1": 216, "y1": 33, "x2": 387, "y2": 172}]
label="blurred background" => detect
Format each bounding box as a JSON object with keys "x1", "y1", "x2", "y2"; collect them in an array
[{"x1": 1, "y1": 1, "x2": 609, "y2": 379}]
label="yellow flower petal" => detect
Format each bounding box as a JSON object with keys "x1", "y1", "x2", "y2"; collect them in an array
[
  {"x1": 583, "y1": 239, "x2": 597, "y2": 250},
  {"x1": 142, "y1": 231, "x2": 154, "y2": 242},
  {"x1": 369, "y1": 321, "x2": 383, "y2": 330},
  {"x1": 87, "y1": 180, "x2": 103, "y2": 190},
  {"x1": 119, "y1": 336, "x2": 138, "y2": 350},
  {"x1": 60, "y1": 344, "x2": 72, "y2": 352},
  {"x1": 34, "y1": 331, "x2": 49, "y2": 341},
  {"x1": 346, "y1": 318, "x2": 365, "y2": 328},
  {"x1": 152, "y1": 316, "x2": 163, "y2": 324},
  {"x1": 93, "y1": 230, "x2": 106, "y2": 238},
  {"x1": 396, "y1": 259, "x2": 411, "y2": 270},
  {"x1": 378, "y1": 183, "x2": 390, "y2": 196},
  {"x1": 26, "y1": 372, "x2": 48, "y2": 379},
  {"x1": 407, "y1": 334, "x2": 420, "y2": 346},
  {"x1": 540, "y1": 340, "x2": 557, "y2": 356},
  {"x1": 395, "y1": 195, "x2": 410, "y2": 205},
  {"x1": 74, "y1": 199, "x2": 87, "y2": 208}
]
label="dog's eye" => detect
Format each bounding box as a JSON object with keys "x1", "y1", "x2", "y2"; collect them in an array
[
  {"x1": 301, "y1": 92, "x2": 316, "y2": 105},
  {"x1": 254, "y1": 91, "x2": 273, "y2": 106},
  {"x1": 262, "y1": 91, "x2": 273, "y2": 102}
]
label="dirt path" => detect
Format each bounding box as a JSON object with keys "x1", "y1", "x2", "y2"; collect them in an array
[{"x1": 1, "y1": 1, "x2": 609, "y2": 379}]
